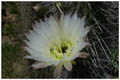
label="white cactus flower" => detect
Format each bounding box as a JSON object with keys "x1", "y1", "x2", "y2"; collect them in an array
[{"x1": 24, "y1": 13, "x2": 90, "y2": 77}]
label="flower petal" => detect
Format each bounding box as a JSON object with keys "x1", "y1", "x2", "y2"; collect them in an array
[
  {"x1": 24, "y1": 55, "x2": 34, "y2": 59},
  {"x1": 70, "y1": 42, "x2": 89, "y2": 60},
  {"x1": 80, "y1": 26, "x2": 90, "y2": 37},
  {"x1": 70, "y1": 51, "x2": 89, "y2": 61},
  {"x1": 54, "y1": 63, "x2": 63, "y2": 78},
  {"x1": 84, "y1": 43, "x2": 91, "y2": 48},
  {"x1": 79, "y1": 52, "x2": 89, "y2": 58},
  {"x1": 64, "y1": 61, "x2": 72, "y2": 71},
  {"x1": 70, "y1": 52, "x2": 80, "y2": 60},
  {"x1": 31, "y1": 62, "x2": 53, "y2": 69}
]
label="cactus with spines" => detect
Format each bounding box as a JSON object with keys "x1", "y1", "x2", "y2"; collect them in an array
[{"x1": 17, "y1": 2, "x2": 118, "y2": 78}]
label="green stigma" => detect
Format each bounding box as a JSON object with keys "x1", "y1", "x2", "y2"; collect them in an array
[{"x1": 50, "y1": 40, "x2": 74, "y2": 60}]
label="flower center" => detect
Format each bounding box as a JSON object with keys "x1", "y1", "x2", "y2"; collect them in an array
[{"x1": 50, "y1": 41, "x2": 73, "y2": 60}]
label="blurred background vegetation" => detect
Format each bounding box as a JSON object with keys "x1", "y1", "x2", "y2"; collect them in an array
[{"x1": 2, "y1": 2, "x2": 118, "y2": 78}]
